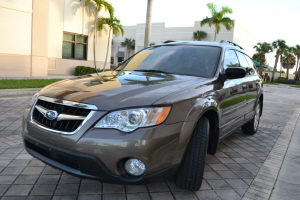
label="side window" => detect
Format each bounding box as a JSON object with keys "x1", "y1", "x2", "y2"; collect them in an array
[
  {"x1": 236, "y1": 51, "x2": 255, "y2": 75},
  {"x1": 244, "y1": 54, "x2": 257, "y2": 75},
  {"x1": 223, "y1": 50, "x2": 239, "y2": 69}
]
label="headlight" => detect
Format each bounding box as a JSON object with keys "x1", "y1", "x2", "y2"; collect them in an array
[
  {"x1": 30, "y1": 92, "x2": 39, "y2": 106},
  {"x1": 94, "y1": 107, "x2": 171, "y2": 132}
]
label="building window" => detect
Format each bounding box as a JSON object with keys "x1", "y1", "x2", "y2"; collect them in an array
[
  {"x1": 62, "y1": 32, "x2": 87, "y2": 60},
  {"x1": 111, "y1": 57, "x2": 114, "y2": 64}
]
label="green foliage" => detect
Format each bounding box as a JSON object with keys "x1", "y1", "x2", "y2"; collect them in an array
[
  {"x1": 264, "y1": 82, "x2": 279, "y2": 85},
  {"x1": 193, "y1": 30, "x2": 207, "y2": 41},
  {"x1": 266, "y1": 76, "x2": 270, "y2": 82},
  {"x1": 75, "y1": 66, "x2": 97, "y2": 76},
  {"x1": 122, "y1": 38, "x2": 135, "y2": 49},
  {"x1": 74, "y1": 66, "x2": 110, "y2": 76},
  {"x1": 0, "y1": 79, "x2": 63, "y2": 89},
  {"x1": 98, "y1": 15, "x2": 124, "y2": 71},
  {"x1": 122, "y1": 38, "x2": 135, "y2": 59},
  {"x1": 97, "y1": 16, "x2": 124, "y2": 37},
  {"x1": 149, "y1": 42, "x2": 155, "y2": 46},
  {"x1": 81, "y1": 0, "x2": 114, "y2": 15},
  {"x1": 276, "y1": 77, "x2": 285, "y2": 83},
  {"x1": 200, "y1": 2, "x2": 234, "y2": 41},
  {"x1": 219, "y1": 95, "x2": 256, "y2": 109}
]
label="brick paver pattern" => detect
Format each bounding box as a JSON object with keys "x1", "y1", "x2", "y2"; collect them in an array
[{"x1": 0, "y1": 85, "x2": 299, "y2": 200}]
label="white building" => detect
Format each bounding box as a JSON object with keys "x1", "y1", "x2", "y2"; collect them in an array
[
  {"x1": 0, "y1": 0, "x2": 112, "y2": 77},
  {"x1": 112, "y1": 21, "x2": 252, "y2": 65}
]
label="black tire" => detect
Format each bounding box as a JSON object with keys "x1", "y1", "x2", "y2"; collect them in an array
[
  {"x1": 175, "y1": 117, "x2": 209, "y2": 191},
  {"x1": 241, "y1": 100, "x2": 261, "y2": 135}
]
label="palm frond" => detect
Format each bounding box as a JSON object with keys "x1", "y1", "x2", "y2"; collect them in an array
[
  {"x1": 207, "y1": 3, "x2": 217, "y2": 15},
  {"x1": 221, "y1": 17, "x2": 234, "y2": 31}
]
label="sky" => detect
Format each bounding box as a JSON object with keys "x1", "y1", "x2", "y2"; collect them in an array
[{"x1": 111, "y1": 0, "x2": 300, "y2": 71}]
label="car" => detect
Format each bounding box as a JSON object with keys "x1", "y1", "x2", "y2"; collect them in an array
[{"x1": 22, "y1": 40, "x2": 263, "y2": 191}]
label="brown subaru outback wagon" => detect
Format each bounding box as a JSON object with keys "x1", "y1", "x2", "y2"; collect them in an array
[{"x1": 22, "y1": 40, "x2": 263, "y2": 191}]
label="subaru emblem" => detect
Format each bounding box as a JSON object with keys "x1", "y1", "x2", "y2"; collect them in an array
[{"x1": 45, "y1": 110, "x2": 58, "y2": 120}]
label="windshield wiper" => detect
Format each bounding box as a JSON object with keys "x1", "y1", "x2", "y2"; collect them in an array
[{"x1": 134, "y1": 69, "x2": 169, "y2": 73}]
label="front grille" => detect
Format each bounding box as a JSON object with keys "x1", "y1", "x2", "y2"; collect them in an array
[{"x1": 32, "y1": 99, "x2": 91, "y2": 132}]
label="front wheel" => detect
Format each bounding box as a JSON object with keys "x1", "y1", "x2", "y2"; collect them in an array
[
  {"x1": 241, "y1": 100, "x2": 261, "y2": 135},
  {"x1": 175, "y1": 117, "x2": 209, "y2": 191}
]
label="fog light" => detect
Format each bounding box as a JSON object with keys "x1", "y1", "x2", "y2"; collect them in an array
[{"x1": 124, "y1": 158, "x2": 146, "y2": 176}]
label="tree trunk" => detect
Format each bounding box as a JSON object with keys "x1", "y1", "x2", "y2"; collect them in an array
[
  {"x1": 297, "y1": 67, "x2": 300, "y2": 81},
  {"x1": 279, "y1": 55, "x2": 282, "y2": 78},
  {"x1": 294, "y1": 57, "x2": 300, "y2": 81},
  {"x1": 144, "y1": 0, "x2": 153, "y2": 48},
  {"x1": 271, "y1": 51, "x2": 280, "y2": 82},
  {"x1": 259, "y1": 54, "x2": 264, "y2": 76},
  {"x1": 214, "y1": 29, "x2": 217, "y2": 42},
  {"x1": 93, "y1": 18, "x2": 98, "y2": 74},
  {"x1": 259, "y1": 63, "x2": 263, "y2": 77},
  {"x1": 286, "y1": 56, "x2": 290, "y2": 79},
  {"x1": 102, "y1": 27, "x2": 111, "y2": 72}
]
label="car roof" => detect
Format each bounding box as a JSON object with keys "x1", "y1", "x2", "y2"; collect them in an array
[{"x1": 155, "y1": 41, "x2": 245, "y2": 52}]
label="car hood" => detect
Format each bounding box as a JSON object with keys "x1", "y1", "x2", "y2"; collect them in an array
[{"x1": 39, "y1": 71, "x2": 206, "y2": 110}]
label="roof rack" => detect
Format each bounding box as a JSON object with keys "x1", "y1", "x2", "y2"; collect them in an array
[
  {"x1": 220, "y1": 40, "x2": 244, "y2": 50},
  {"x1": 164, "y1": 40, "x2": 176, "y2": 44}
]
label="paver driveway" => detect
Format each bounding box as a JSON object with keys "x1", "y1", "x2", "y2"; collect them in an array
[{"x1": 0, "y1": 85, "x2": 299, "y2": 200}]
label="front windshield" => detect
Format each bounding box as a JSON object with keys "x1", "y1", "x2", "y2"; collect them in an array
[{"x1": 117, "y1": 45, "x2": 221, "y2": 77}]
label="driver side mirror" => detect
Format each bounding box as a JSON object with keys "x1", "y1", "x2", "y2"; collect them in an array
[{"x1": 225, "y1": 67, "x2": 246, "y2": 79}]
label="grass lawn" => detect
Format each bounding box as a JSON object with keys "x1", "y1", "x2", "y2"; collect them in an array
[
  {"x1": 290, "y1": 85, "x2": 300, "y2": 88},
  {"x1": 0, "y1": 79, "x2": 64, "y2": 89},
  {"x1": 264, "y1": 82, "x2": 279, "y2": 85}
]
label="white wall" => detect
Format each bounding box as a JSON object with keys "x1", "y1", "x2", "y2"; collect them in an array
[
  {"x1": 48, "y1": 0, "x2": 64, "y2": 59},
  {"x1": 0, "y1": 0, "x2": 32, "y2": 55},
  {"x1": 233, "y1": 22, "x2": 253, "y2": 55}
]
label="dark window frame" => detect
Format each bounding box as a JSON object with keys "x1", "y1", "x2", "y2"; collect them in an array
[
  {"x1": 235, "y1": 50, "x2": 257, "y2": 75},
  {"x1": 62, "y1": 32, "x2": 88, "y2": 60}
]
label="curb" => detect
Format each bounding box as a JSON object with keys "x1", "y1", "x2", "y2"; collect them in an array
[
  {"x1": 242, "y1": 106, "x2": 300, "y2": 200},
  {"x1": 0, "y1": 88, "x2": 41, "y2": 97}
]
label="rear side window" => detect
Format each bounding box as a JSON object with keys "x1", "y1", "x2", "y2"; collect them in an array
[
  {"x1": 244, "y1": 54, "x2": 257, "y2": 75},
  {"x1": 117, "y1": 46, "x2": 221, "y2": 77},
  {"x1": 223, "y1": 50, "x2": 239, "y2": 68},
  {"x1": 235, "y1": 51, "x2": 256, "y2": 75}
]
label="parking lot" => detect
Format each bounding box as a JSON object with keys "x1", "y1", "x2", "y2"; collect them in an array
[{"x1": 0, "y1": 84, "x2": 300, "y2": 200}]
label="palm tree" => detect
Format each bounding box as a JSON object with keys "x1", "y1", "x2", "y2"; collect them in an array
[
  {"x1": 200, "y1": 3, "x2": 234, "y2": 42},
  {"x1": 271, "y1": 39, "x2": 287, "y2": 82},
  {"x1": 144, "y1": 0, "x2": 153, "y2": 47},
  {"x1": 292, "y1": 45, "x2": 300, "y2": 81},
  {"x1": 81, "y1": 0, "x2": 114, "y2": 72},
  {"x1": 253, "y1": 42, "x2": 273, "y2": 76},
  {"x1": 98, "y1": 15, "x2": 124, "y2": 72},
  {"x1": 193, "y1": 30, "x2": 207, "y2": 41},
  {"x1": 122, "y1": 38, "x2": 135, "y2": 59},
  {"x1": 281, "y1": 47, "x2": 296, "y2": 79}
]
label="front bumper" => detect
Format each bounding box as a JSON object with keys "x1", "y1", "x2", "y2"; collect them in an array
[{"x1": 24, "y1": 134, "x2": 179, "y2": 184}]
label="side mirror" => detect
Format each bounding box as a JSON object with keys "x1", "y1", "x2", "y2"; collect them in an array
[{"x1": 225, "y1": 67, "x2": 246, "y2": 79}]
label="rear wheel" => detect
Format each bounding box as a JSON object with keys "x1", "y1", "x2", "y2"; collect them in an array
[
  {"x1": 175, "y1": 117, "x2": 209, "y2": 191},
  {"x1": 241, "y1": 100, "x2": 261, "y2": 135}
]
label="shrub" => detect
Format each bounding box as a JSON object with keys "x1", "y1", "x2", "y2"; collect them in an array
[
  {"x1": 74, "y1": 66, "x2": 96, "y2": 76},
  {"x1": 276, "y1": 77, "x2": 285, "y2": 83},
  {"x1": 296, "y1": 81, "x2": 300, "y2": 85},
  {"x1": 266, "y1": 76, "x2": 270, "y2": 82},
  {"x1": 74, "y1": 66, "x2": 111, "y2": 76}
]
